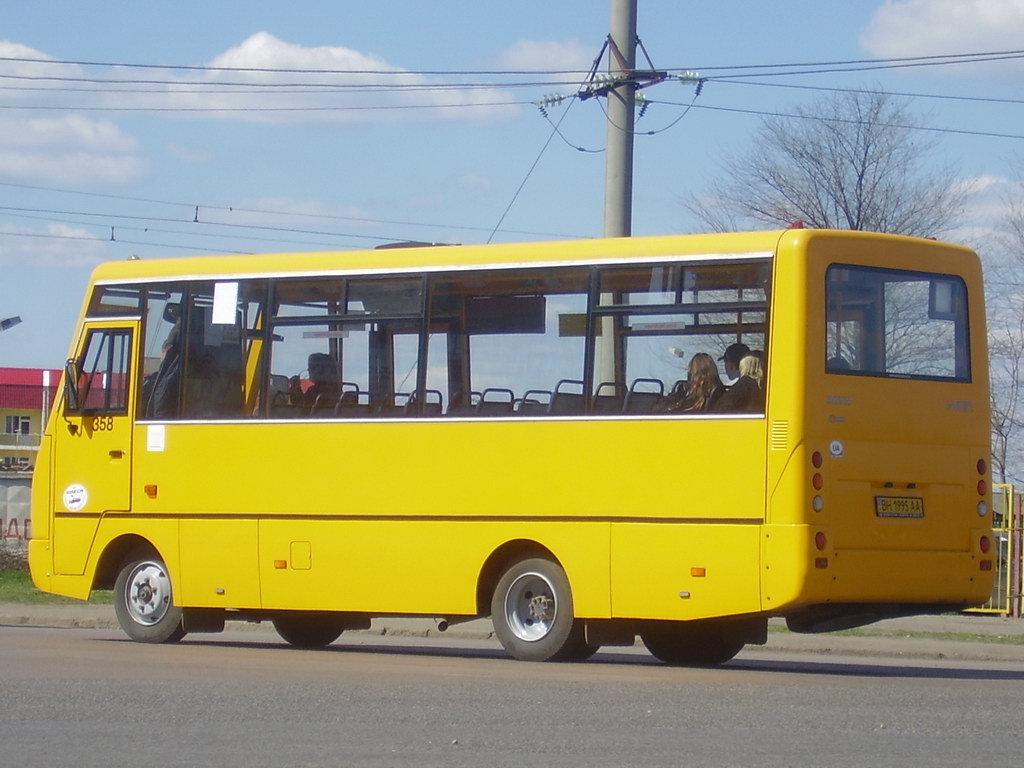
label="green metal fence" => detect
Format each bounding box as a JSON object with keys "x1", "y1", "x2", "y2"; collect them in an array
[{"x1": 967, "y1": 484, "x2": 1022, "y2": 617}]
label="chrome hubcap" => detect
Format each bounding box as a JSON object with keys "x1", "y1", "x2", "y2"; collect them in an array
[
  {"x1": 125, "y1": 562, "x2": 172, "y2": 626},
  {"x1": 504, "y1": 571, "x2": 557, "y2": 642}
]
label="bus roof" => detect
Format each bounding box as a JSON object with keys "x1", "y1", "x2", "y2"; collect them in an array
[{"x1": 86, "y1": 229, "x2": 971, "y2": 285}]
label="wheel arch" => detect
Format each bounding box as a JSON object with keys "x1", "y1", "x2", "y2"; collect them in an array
[
  {"x1": 92, "y1": 534, "x2": 163, "y2": 591},
  {"x1": 475, "y1": 539, "x2": 558, "y2": 615}
]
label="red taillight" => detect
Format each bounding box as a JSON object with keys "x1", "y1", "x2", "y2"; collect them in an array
[
  {"x1": 814, "y1": 532, "x2": 827, "y2": 550},
  {"x1": 812, "y1": 473, "x2": 824, "y2": 491},
  {"x1": 981, "y1": 561, "x2": 993, "y2": 572},
  {"x1": 978, "y1": 479, "x2": 988, "y2": 496},
  {"x1": 980, "y1": 536, "x2": 991, "y2": 554},
  {"x1": 812, "y1": 451, "x2": 823, "y2": 469},
  {"x1": 977, "y1": 459, "x2": 987, "y2": 476}
]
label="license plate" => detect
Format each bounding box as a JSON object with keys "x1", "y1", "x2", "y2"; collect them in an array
[{"x1": 875, "y1": 496, "x2": 925, "y2": 518}]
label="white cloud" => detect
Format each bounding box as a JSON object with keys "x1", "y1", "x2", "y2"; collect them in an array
[
  {"x1": 458, "y1": 172, "x2": 493, "y2": 191},
  {"x1": 0, "y1": 33, "x2": 522, "y2": 130},
  {"x1": 171, "y1": 32, "x2": 518, "y2": 125},
  {"x1": 164, "y1": 142, "x2": 212, "y2": 164},
  {"x1": 495, "y1": 39, "x2": 594, "y2": 83},
  {"x1": 1, "y1": 116, "x2": 140, "y2": 152},
  {"x1": 0, "y1": 222, "x2": 108, "y2": 267},
  {"x1": 0, "y1": 115, "x2": 147, "y2": 185},
  {"x1": 861, "y1": 0, "x2": 1024, "y2": 72}
]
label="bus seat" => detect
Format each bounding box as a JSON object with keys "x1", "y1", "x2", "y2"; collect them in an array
[
  {"x1": 516, "y1": 389, "x2": 551, "y2": 415},
  {"x1": 476, "y1": 388, "x2": 515, "y2": 415},
  {"x1": 624, "y1": 378, "x2": 664, "y2": 413},
  {"x1": 310, "y1": 392, "x2": 340, "y2": 416},
  {"x1": 405, "y1": 389, "x2": 443, "y2": 416},
  {"x1": 593, "y1": 381, "x2": 626, "y2": 413},
  {"x1": 447, "y1": 390, "x2": 480, "y2": 416},
  {"x1": 334, "y1": 387, "x2": 371, "y2": 417},
  {"x1": 548, "y1": 379, "x2": 585, "y2": 415}
]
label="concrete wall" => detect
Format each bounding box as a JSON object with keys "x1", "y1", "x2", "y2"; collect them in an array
[{"x1": 0, "y1": 474, "x2": 31, "y2": 553}]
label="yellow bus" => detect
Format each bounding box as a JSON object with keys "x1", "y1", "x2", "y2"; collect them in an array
[{"x1": 29, "y1": 228, "x2": 995, "y2": 665}]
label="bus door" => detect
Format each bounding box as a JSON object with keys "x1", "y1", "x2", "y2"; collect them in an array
[{"x1": 52, "y1": 322, "x2": 137, "y2": 575}]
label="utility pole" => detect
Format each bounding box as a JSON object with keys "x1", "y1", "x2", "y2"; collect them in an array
[{"x1": 603, "y1": 0, "x2": 637, "y2": 238}]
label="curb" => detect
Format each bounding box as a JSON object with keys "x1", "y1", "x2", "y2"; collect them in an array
[{"x1": 3, "y1": 606, "x2": 1023, "y2": 663}]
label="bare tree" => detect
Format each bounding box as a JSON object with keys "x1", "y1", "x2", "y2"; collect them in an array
[
  {"x1": 989, "y1": 312, "x2": 1024, "y2": 485},
  {"x1": 987, "y1": 170, "x2": 1024, "y2": 485},
  {"x1": 686, "y1": 90, "x2": 967, "y2": 237}
]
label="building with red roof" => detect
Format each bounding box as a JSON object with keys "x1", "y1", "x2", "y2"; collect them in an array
[{"x1": 0, "y1": 367, "x2": 62, "y2": 471}]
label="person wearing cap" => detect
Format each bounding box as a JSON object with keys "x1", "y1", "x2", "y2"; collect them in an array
[{"x1": 719, "y1": 342, "x2": 751, "y2": 383}]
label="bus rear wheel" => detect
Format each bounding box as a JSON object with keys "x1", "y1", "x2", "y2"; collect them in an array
[
  {"x1": 113, "y1": 556, "x2": 186, "y2": 644},
  {"x1": 272, "y1": 613, "x2": 347, "y2": 648},
  {"x1": 490, "y1": 556, "x2": 595, "y2": 662},
  {"x1": 640, "y1": 620, "x2": 744, "y2": 666}
]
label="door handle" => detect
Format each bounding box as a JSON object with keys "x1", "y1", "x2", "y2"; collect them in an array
[{"x1": 109, "y1": 449, "x2": 125, "y2": 459}]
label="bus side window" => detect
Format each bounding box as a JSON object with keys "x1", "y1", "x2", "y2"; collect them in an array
[
  {"x1": 181, "y1": 290, "x2": 245, "y2": 419},
  {"x1": 140, "y1": 289, "x2": 185, "y2": 419},
  {"x1": 68, "y1": 328, "x2": 133, "y2": 415}
]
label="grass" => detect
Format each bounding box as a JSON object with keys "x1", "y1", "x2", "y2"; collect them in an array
[
  {"x1": 0, "y1": 568, "x2": 112, "y2": 605},
  {"x1": 767, "y1": 618, "x2": 1024, "y2": 646}
]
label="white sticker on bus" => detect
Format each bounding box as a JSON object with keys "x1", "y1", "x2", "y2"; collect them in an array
[
  {"x1": 63, "y1": 484, "x2": 88, "y2": 512},
  {"x1": 147, "y1": 424, "x2": 165, "y2": 452},
  {"x1": 830, "y1": 440, "x2": 844, "y2": 459}
]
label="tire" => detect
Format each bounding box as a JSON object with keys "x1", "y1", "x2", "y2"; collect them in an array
[
  {"x1": 640, "y1": 620, "x2": 744, "y2": 666},
  {"x1": 113, "y1": 556, "x2": 186, "y2": 644},
  {"x1": 272, "y1": 613, "x2": 347, "y2": 648},
  {"x1": 490, "y1": 556, "x2": 595, "y2": 662}
]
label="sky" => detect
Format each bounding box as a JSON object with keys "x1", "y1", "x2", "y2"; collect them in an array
[{"x1": 2, "y1": 0, "x2": 1024, "y2": 368}]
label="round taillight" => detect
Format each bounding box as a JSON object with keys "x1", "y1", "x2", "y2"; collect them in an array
[
  {"x1": 812, "y1": 473, "x2": 824, "y2": 491},
  {"x1": 977, "y1": 479, "x2": 988, "y2": 496},
  {"x1": 980, "y1": 536, "x2": 991, "y2": 554},
  {"x1": 814, "y1": 531, "x2": 827, "y2": 551},
  {"x1": 812, "y1": 451, "x2": 823, "y2": 469},
  {"x1": 977, "y1": 459, "x2": 987, "y2": 476}
]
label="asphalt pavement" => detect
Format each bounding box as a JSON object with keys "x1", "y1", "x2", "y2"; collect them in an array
[{"x1": 2, "y1": 601, "x2": 1023, "y2": 663}]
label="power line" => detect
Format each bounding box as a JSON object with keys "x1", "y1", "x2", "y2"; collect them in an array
[
  {"x1": 712, "y1": 79, "x2": 1024, "y2": 108},
  {"x1": 0, "y1": 228, "x2": 251, "y2": 254},
  {"x1": 678, "y1": 48, "x2": 1024, "y2": 76},
  {"x1": 0, "y1": 54, "x2": 596, "y2": 77},
  {"x1": 0, "y1": 181, "x2": 585, "y2": 240},
  {"x1": 0, "y1": 99, "x2": 529, "y2": 114},
  {"x1": 648, "y1": 99, "x2": 1024, "y2": 141},
  {"x1": 6, "y1": 47, "x2": 1024, "y2": 77}
]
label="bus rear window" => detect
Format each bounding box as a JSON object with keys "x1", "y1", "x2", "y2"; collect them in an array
[{"x1": 826, "y1": 264, "x2": 970, "y2": 382}]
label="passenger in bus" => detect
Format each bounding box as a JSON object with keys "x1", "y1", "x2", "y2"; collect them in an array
[
  {"x1": 713, "y1": 352, "x2": 764, "y2": 413},
  {"x1": 719, "y1": 342, "x2": 751, "y2": 383},
  {"x1": 656, "y1": 352, "x2": 723, "y2": 413},
  {"x1": 144, "y1": 322, "x2": 182, "y2": 418},
  {"x1": 302, "y1": 352, "x2": 341, "y2": 412},
  {"x1": 685, "y1": 353, "x2": 724, "y2": 411}
]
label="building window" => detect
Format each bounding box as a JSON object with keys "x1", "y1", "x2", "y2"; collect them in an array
[{"x1": 4, "y1": 415, "x2": 30, "y2": 435}]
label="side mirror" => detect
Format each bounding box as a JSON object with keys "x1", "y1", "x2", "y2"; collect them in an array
[{"x1": 64, "y1": 358, "x2": 81, "y2": 412}]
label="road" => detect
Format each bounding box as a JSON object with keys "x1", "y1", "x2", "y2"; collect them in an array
[{"x1": 1, "y1": 625, "x2": 1021, "y2": 767}]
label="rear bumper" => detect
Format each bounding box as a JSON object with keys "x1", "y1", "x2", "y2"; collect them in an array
[{"x1": 762, "y1": 524, "x2": 995, "y2": 612}]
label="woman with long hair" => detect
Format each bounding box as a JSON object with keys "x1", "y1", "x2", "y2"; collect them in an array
[{"x1": 683, "y1": 352, "x2": 724, "y2": 412}]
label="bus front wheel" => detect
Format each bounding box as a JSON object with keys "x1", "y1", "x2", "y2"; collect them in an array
[
  {"x1": 113, "y1": 556, "x2": 186, "y2": 644},
  {"x1": 272, "y1": 613, "x2": 347, "y2": 648},
  {"x1": 490, "y1": 557, "x2": 595, "y2": 662}
]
